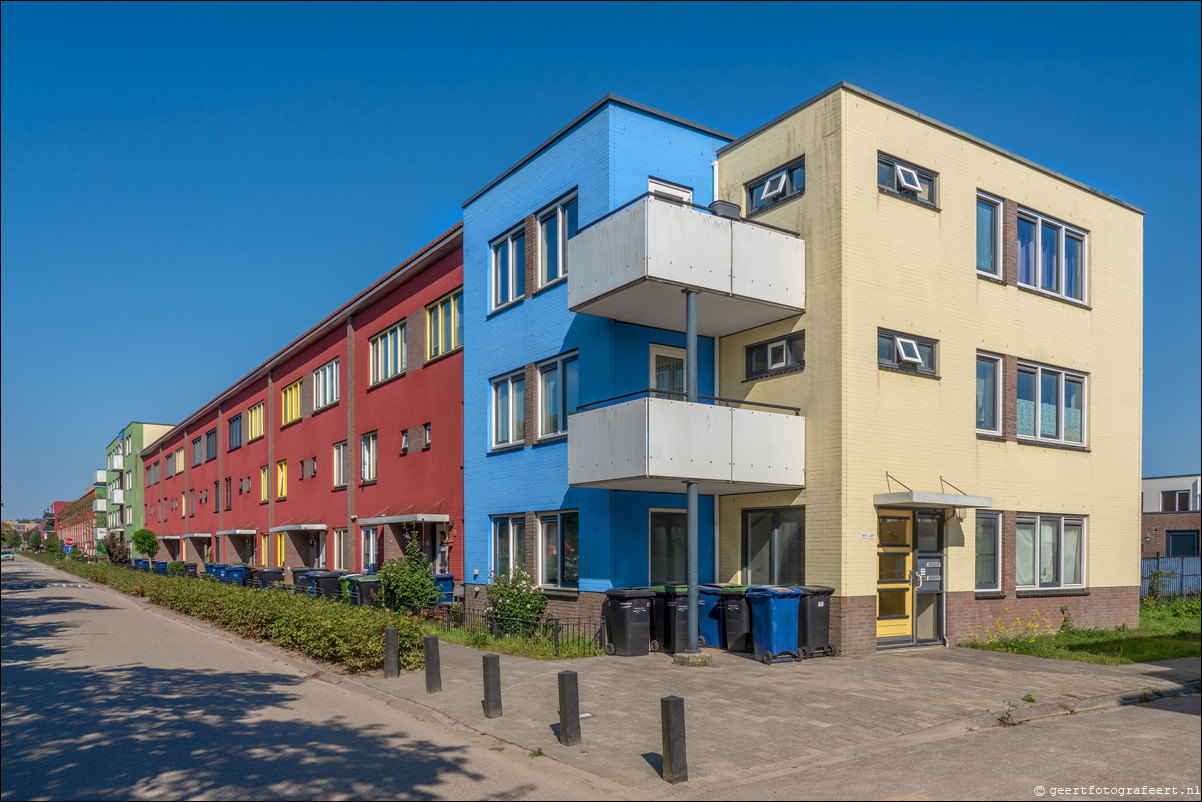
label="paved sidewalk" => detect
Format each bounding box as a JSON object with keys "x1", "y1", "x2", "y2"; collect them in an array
[{"x1": 354, "y1": 641, "x2": 1200, "y2": 791}]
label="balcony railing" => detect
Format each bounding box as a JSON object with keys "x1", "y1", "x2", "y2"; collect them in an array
[
  {"x1": 568, "y1": 390, "x2": 805, "y2": 495},
  {"x1": 109, "y1": 488, "x2": 125, "y2": 505},
  {"x1": 94, "y1": 469, "x2": 107, "y2": 485},
  {"x1": 567, "y1": 194, "x2": 805, "y2": 336},
  {"x1": 108, "y1": 453, "x2": 125, "y2": 471},
  {"x1": 93, "y1": 499, "x2": 107, "y2": 513}
]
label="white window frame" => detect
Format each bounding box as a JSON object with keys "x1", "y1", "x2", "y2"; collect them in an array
[
  {"x1": 316, "y1": 534, "x2": 327, "y2": 569},
  {"x1": 360, "y1": 432, "x2": 378, "y2": 482},
  {"x1": 976, "y1": 192, "x2": 1003, "y2": 277},
  {"x1": 423, "y1": 423, "x2": 431, "y2": 449},
  {"x1": 491, "y1": 370, "x2": 526, "y2": 448},
  {"x1": 537, "y1": 193, "x2": 578, "y2": 287},
  {"x1": 332, "y1": 441, "x2": 347, "y2": 488},
  {"x1": 895, "y1": 337, "x2": 923, "y2": 364},
  {"x1": 313, "y1": 358, "x2": 340, "y2": 411},
  {"x1": 491, "y1": 225, "x2": 526, "y2": 309},
  {"x1": 538, "y1": 510, "x2": 579, "y2": 589},
  {"x1": 976, "y1": 353, "x2": 1003, "y2": 435},
  {"x1": 648, "y1": 178, "x2": 692, "y2": 204},
  {"x1": 1016, "y1": 514, "x2": 1086, "y2": 590},
  {"x1": 759, "y1": 171, "x2": 787, "y2": 200},
  {"x1": 649, "y1": 344, "x2": 686, "y2": 398},
  {"x1": 361, "y1": 526, "x2": 379, "y2": 573},
  {"x1": 1016, "y1": 207, "x2": 1087, "y2": 303},
  {"x1": 745, "y1": 332, "x2": 805, "y2": 379},
  {"x1": 537, "y1": 353, "x2": 579, "y2": 438},
  {"x1": 492, "y1": 514, "x2": 527, "y2": 576},
  {"x1": 401, "y1": 431, "x2": 409, "y2": 453},
  {"x1": 975, "y1": 510, "x2": 1001, "y2": 591},
  {"x1": 1016, "y1": 361, "x2": 1087, "y2": 445},
  {"x1": 878, "y1": 153, "x2": 936, "y2": 206},
  {"x1": 878, "y1": 329, "x2": 937, "y2": 375},
  {"x1": 332, "y1": 528, "x2": 346, "y2": 571},
  {"x1": 894, "y1": 164, "x2": 923, "y2": 193},
  {"x1": 369, "y1": 322, "x2": 406, "y2": 385},
  {"x1": 745, "y1": 157, "x2": 806, "y2": 215}
]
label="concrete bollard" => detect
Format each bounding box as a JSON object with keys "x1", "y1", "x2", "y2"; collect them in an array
[
  {"x1": 557, "y1": 670, "x2": 581, "y2": 746},
  {"x1": 660, "y1": 695, "x2": 687, "y2": 784},
  {"x1": 385, "y1": 627, "x2": 399, "y2": 679},
  {"x1": 483, "y1": 653, "x2": 502, "y2": 718},
  {"x1": 424, "y1": 635, "x2": 442, "y2": 694}
]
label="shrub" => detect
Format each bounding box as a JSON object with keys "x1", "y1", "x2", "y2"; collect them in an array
[
  {"x1": 1170, "y1": 597, "x2": 1201, "y2": 619},
  {"x1": 131, "y1": 529, "x2": 160, "y2": 560},
  {"x1": 378, "y1": 525, "x2": 438, "y2": 614},
  {"x1": 102, "y1": 533, "x2": 132, "y2": 565},
  {"x1": 166, "y1": 561, "x2": 186, "y2": 576},
  {"x1": 43, "y1": 535, "x2": 61, "y2": 555},
  {"x1": 485, "y1": 567, "x2": 547, "y2": 638}
]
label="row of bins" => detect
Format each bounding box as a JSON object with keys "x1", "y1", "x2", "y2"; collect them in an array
[{"x1": 604, "y1": 584, "x2": 834, "y2": 664}]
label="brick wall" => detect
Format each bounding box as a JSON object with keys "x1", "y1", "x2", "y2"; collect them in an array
[
  {"x1": 1141, "y1": 512, "x2": 1202, "y2": 558},
  {"x1": 947, "y1": 585, "x2": 1138, "y2": 642},
  {"x1": 830, "y1": 595, "x2": 876, "y2": 656},
  {"x1": 463, "y1": 582, "x2": 605, "y2": 621}
]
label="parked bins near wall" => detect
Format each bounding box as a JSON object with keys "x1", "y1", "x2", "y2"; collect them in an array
[
  {"x1": 603, "y1": 587, "x2": 655, "y2": 656},
  {"x1": 258, "y1": 567, "x2": 285, "y2": 589},
  {"x1": 697, "y1": 585, "x2": 726, "y2": 650},
  {"x1": 243, "y1": 566, "x2": 264, "y2": 587},
  {"x1": 434, "y1": 574, "x2": 454, "y2": 603},
  {"x1": 289, "y1": 566, "x2": 316, "y2": 595},
  {"x1": 718, "y1": 585, "x2": 754, "y2": 653},
  {"x1": 650, "y1": 585, "x2": 691, "y2": 653},
  {"x1": 796, "y1": 585, "x2": 835, "y2": 658},
  {"x1": 746, "y1": 585, "x2": 802, "y2": 664},
  {"x1": 307, "y1": 570, "x2": 343, "y2": 600},
  {"x1": 351, "y1": 575, "x2": 382, "y2": 607},
  {"x1": 153, "y1": 561, "x2": 168, "y2": 576},
  {"x1": 183, "y1": 562, "x2": 198, "y2": 578},
  {"x1": 225, "y1": 565, "x2": 248, "y2": 586},
  {"x1": 338, "y1": 574, "x2": 360, "y2": 602}
]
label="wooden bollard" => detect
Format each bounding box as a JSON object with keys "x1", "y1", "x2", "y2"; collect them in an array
[
  {"x1": 384, "y1": 626, "x2": 399, "y2": 679},
  {"x1": 424, "y1": 635, "x2": 442, "y2": 694},
  {"x1": 661, "y1": 695, "x2": 687, "y2": 783},
  {"x1": 557, "y1": 670, "x2": 581, "y2": 746},
  {"x1": 483, "y1": 653, "x2": 502, "y2": 718}
]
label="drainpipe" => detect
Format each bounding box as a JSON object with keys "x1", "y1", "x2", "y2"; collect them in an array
[
  {"x1": 685, "y1": 288, "x2": 700, "y2": 655},
  {"x1": 711, "y1": 160, "x2": 720, "y2": 204}
]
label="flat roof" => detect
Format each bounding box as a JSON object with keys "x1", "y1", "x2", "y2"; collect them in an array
[
  {"x1": 462, "y1": 94, "x2": 733, "y2": 208},
  {"x1": 719, "y1": 82, "x2": 1144, "y2": 215}
]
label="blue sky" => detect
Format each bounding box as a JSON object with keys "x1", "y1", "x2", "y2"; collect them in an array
[{"x1": 2, "y1": 1, "x2": 1199, "y2": 519}]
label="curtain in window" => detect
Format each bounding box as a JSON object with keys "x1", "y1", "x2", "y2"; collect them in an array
[
  {"x1": 975, "y1": 515, "x2": 998, "y2": 587},
  {"x1": 1040, "y1": 222, "x2": 1059, "y2": 292},
  {"x1": 1017, "y1": 217, "x2": 1036, "y2": 285},
  {"x1": 562, "y1": 514, "x2": 579, "y2": 587},
  {"x1": 1064, "y1": 378, "x2": 1083, "y2": 442},
  {"x1": 1017, "y1": 371, "x2": 1036, "y2": 437},
  {"x1": 1016, "y1": 522, "x2": 1036, "y2": 586},
  {"x1": 1065, "y1": 234, "x2": 1083, "y2": 300},
  {"x1": 1063, "y1": 523, "x2": 1082, "y2": 585},
  {"x1": 1040, "y1": 372, "x2": 1060, "y2": 438},
  {"x1": 1039, "y1": 518, "x2": 1061, "y2": 585}
]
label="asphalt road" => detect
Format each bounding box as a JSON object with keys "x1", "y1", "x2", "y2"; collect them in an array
[{"x1": 0, "y1": 557, "x2": 631, "y2": 801}]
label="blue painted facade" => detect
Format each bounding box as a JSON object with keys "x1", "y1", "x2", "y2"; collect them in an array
[{"x1": 462, "y1": 100, "x2": 730, "y2": 598}]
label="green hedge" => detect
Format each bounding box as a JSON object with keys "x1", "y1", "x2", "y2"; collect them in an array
[{"x1": 33, "y1": 555, "x2": 423, "y2": 673}]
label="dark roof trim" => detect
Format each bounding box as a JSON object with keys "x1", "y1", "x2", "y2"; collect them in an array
[
  {"x1": 142, "y1": 223, "x2": 463, "y2": 456},
  {"x1": 718, "y1": 82, "x2": 1144, "y2": 215},
  {"x1": 1143, "y1": 473, "x2": 1201, "y2": 481},
  {"x1": 462, "y1": 94, "x2": 733, "y2": 209}
]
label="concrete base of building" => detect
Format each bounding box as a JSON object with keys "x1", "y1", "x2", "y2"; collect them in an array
[{"x1": 945, "y1": 585, "x2": 1140, "y2": 643}]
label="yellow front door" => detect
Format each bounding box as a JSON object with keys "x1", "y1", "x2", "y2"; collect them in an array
[{"x1": 877, "y1": 512, "x2": 913, "y2": 639}]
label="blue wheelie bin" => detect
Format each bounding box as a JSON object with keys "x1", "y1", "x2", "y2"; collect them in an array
[
  {"x1": 697, "y1": 585, "x2": 726, "y2": 650},
  {"x1": 153, "y1": 560, "x2": 168, "y2": 576},
  {"x1": 746, "y1": 585, "x2": 802, "y2": 664},
  {"x1": 225, "y1": 564, "x2": 248, "y2": 586}
]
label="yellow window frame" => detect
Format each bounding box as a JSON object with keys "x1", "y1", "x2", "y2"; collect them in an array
[
  {"x1": 248, "y1": 402, "x2": 264, "y2": 441},
  {"x1": 276, "y1": 460, "x2": 287, "y2": 499},
  {"x1": 281, "y1": 381, "x2": 302, "y2": 425},
  {"x1": 275, "y1": 532, "x2": 285, "y2": 567},
  {"x1": 426, "y1": 289, "x2": 463, "y2": 360}
]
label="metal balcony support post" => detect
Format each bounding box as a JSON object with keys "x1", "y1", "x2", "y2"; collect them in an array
[{"x1": 685, "y1": 288, "x2": 699, "y2": 654}]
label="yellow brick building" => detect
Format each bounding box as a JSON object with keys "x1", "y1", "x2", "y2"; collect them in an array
[{"x1": 714, "y1": 83, "x2": 1143, "y2": 654}]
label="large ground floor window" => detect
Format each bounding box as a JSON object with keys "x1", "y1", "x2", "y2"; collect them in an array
[
  {"x1": 649, "y1": 509, "x2": 686, "y2": 586},
  {"x1": 742, "y1": 507, "x2": 805, "y2": 585},
  {"x1": 493, "y1": 515, "x2": 526, "y2": 576},
  {"x1": 539, "y1": 511, "x2": 578, "y2": 588},
  {"x1": 1016, "y1": 514, "x2": 1084, "y2": 588}
]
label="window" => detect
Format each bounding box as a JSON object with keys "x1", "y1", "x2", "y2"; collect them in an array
[
  {"x1": 742, "y1": 507, "x2": 805, "y2": 585},
  {"x1": 423, "y1": 423, "x2": 432, "y2": 448},
  {"x1": 746, "y1": 158, "x2": 805, "y2": 215},
  {"x1": 332, "y1": 441, "x2": 347, "y2": 488},
  {"x1": 492, "y1": 371, "x2": 526, "y2": 448},
  {"x1": 1161, "y1": 490, "x2": 1191, "y2": 512},
  {"x1": 188, "y1": 489, "x2": 194, "y2": 517},
  {"x1": 192, "y1": 437, "x2": 203, "y2": 467},
  {"x1": 224, "y1": 477, "x2": 232, "y2": 511},
  {"x1": 362, "y1": 526, "x2": 379, "y2": 573},
  {"x1": 878, "y1": 329, "x2": 936, "y2": 375},
  {"x1": 1016, "y1": 515, "x2": 1084, "y2": 589},
  {"x1": 976, "y1": 193, "x2": 1002, "y2": 276},
  {"x1": 650, "y1": 344, "x2": 685, "y2": 398},
  {"x1": 205, "y1": 429, "x2": 217, "y2": 461},
  {"x1": 649, "y1": 510, "x2": 686, "y2": 586},
  {"x1": 538, "y1": 354, "x2": 579, "y2": 437},
  {"x1": 877, "y1": 153, "x2": 936, "y2": 206},
  {"x1": 248, "y1": 402, "x2": 264, "y2": 441},
  {"x1": 259, "y1": 466, "x2": 268, "y2": 503},
  {"x1": 492, "y1": 226, "x2": 526, "y2": 308},
  {"x1": 228, "y1": 414, "x2": 242, "y2": 451},
  {"x1": 539, "y1": 511, "x2": 579, "y2": 588},
  {"x1": 275, "y1": 532, "x2": 285, "y2": 567},
  {"x1": 360, "y1": 432, "x2": 377, "y2": 482},
  {"x1": 493, "y1": 515, "x2": 527, "y2": 575},
  {"x1": 213, "y1": 480, "x2": 219, "y2": 513},
  {"x1": 975, "y1": 511, "x2": 1000, "y2": 591},
  {"x1": 313, "y1": 359, "x2": 340, "y2": 410},
  {"x1": 316, "y1": 533, "x2": 327, "y2": 569},
  {"x1": 260, "y1": 533, "x2": 269, "y2": 565},
  {"x1": 333, "y1": 528, "x2": 347, "y2": 571},
  {"x1": 427, "y1": 289, "x2": 463, "y2": 358},
  {"x1": 539, "y1": 194, "x2": 579, "y2": 286},
  {"x1": 648, "y1": 178, "x2": 692, "y2": 203},
  {"x1": 976, "y1": 354, "x2": 1001, "y2": 434},
  {"x1": 370, "y1": 323, "x2": 406, "y2": 384},
  {"x1": 281, "y1": 380, "x2": 302, "y2": 425},
  {"x1": 1167, "y1": 531, "x2": 1200, "y2": 557},
  {"x1": 401, "y1": 431, "x2": 409, "y2": 453},
  {"x1": 1016, "y1": 362, "x2": 1085, "y2": 444},
  {"x1": 746, "y1": 332, "x2": 805, "y2": 379},
  {"x1": 276, "y1": 460, "x2": 287, "y2": 499},
  {"x1": 1017, "y1": 208, "x2": 1086, "y2": 302}
]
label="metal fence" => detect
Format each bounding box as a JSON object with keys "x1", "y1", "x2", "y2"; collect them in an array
[
  {"x1": 420, "y1": 602, "x2": 604, "y2": 658},
  {"x1": 1141, "y1": 555, "x2": 1201, "y2": 599}
]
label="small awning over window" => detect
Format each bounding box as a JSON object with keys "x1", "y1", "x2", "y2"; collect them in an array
[
  {"x1": 268, "y1": 523, "x2": 328, "y2": 533},
  {"x1": 357, "y1": 513, "x2": 450, "y2": 526},
  {"x1": 182, "y1": 533, "x2": 213, "y2": 539},
  {"x1": 156, "y1": 535, "x2": 183, "y2": 541},
  {"x1": 216, "y1": 529, "x2": 257, "y2": 536},
  {"x1": 873, "y1": 491, "x2": 993, "y2": 509}
]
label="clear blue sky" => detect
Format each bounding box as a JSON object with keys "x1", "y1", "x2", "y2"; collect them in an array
[{"x1": 3, "y1": 2, "x2": 1199, "y2": 519}]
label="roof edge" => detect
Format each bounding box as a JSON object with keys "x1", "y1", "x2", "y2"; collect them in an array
[
  {"x1": 462, "y1": 94, "x2": 734, "y2": 209},
  {"x1": 718, "y1": 82, "x2": 1145, "y2": 215}
]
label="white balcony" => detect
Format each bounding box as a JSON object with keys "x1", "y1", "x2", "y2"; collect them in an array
[
  {"x1": 109, "y1": 488, "x2": 125, "y2": 504},
  {"x1": 568, "y1": 396, "x2": 805, "y2": 495},
  {"x1": 93, "y1": 527, "x2": 108, "y2": 540},
  {"x1": 93, "y1": 499, "x2": 107, "y2": 513},
  {"x1": 108, "y1": 453, "x2": 125, "y2": 471},
  {"x1": 567, "y1": 196, "x2": 805, "y2": 337},
  {"x1": 94, "y1": 469, "x2": 106, "y2": 485}
]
